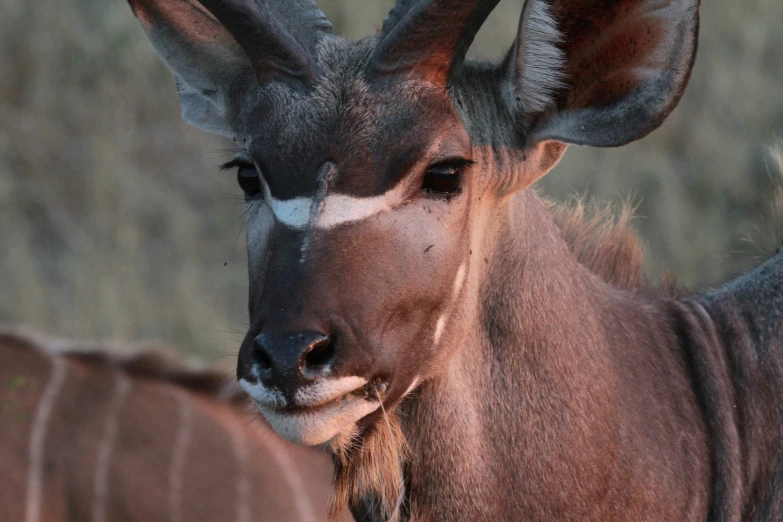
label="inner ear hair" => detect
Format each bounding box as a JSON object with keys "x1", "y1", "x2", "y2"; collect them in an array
[
  {"x1": 503, "y1": 0, "x2": 700, "y2": 148},
  {"x1": 502, "y1": 0, "x2": 566, "y2": 126}
]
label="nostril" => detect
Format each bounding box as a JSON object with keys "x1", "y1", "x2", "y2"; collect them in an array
[
  {"x1": 302, "y1": 336, "x2": 335, "y2": 370},
  {"x1": 255, "y1": 331, "x2": 334, "y2": 376},
  {"x1": 252, "y1": 338, "x2": 273, "y2": 371},
  {"x1": 255, "y1": 350, "x2": 273, "y2": 371}
]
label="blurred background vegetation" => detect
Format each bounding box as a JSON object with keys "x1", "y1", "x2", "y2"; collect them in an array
[{"x1": 1, "y1": 0, "x2": 781, "y2": 361}]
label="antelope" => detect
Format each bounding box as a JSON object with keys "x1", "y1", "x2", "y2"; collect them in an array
[
  {"x1": 126, "y1": 0, "x2": 783, "y2": 521},
  {"x1": 0, "y1": 330, "x2": 344, "y2": 522}
]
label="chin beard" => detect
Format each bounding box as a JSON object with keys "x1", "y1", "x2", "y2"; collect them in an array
[{"x1": 328, "y1": 404, "x2": 408, "y2": 522}]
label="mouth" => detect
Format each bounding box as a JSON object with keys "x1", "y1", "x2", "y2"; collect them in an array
[
  {"x1": 272, "y1": 378, "x2": 388, "y2": 414},
  {"x1": 242, "y1": 376, "x2": 389, "y2": 446}
]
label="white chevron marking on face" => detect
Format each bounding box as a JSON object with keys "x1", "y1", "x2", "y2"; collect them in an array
[
  {"x1": 434, "y1": 263, "x2": 468, "y2": 345},
  {"x1": 454, "y1": 263, "x2": 467, "y2": 296},
  {"x1": 404, "y1": 377, "x2": 421, "y2": 398},
  {"x1": 261, "y1": 177, "x2": 407, "y2": 230},
  {"x1": 434, "y1": 315, "x2": 447, "y2": 345}
]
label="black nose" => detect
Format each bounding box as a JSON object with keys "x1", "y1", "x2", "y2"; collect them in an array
[{"x1": 252, "y1": 330, "x2": 335, "y2": 378}]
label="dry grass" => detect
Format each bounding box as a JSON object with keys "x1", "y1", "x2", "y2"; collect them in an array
[
  {"x1": 762, "y1": 143, "x2": 783, "y2": 252},
  {"x1": 0, "y1": 0, "x2": 781, "y2": 358}
]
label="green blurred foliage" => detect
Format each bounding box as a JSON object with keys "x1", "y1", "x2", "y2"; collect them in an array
[{"x1": 1, "y1": 0, "x2": 781, "y2": 359}]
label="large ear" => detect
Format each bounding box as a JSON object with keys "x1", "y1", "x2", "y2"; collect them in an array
[
  {"x1": 128, "y1": 0, "x2": 333, "y2": 136},
  {"x1": 128, "y1": 0, "x2": 250, "y2": 136},
  {"x1": 505, "y1": 0, "x2": 700, "y2": 148}
]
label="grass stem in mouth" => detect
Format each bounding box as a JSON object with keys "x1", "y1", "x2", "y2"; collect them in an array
[
  {"x1": 375, "y1": 384, "x2": 404, "y2": 522},
  {"x1": 360, "y1": 377, "x2": 388, "y2": 401}
]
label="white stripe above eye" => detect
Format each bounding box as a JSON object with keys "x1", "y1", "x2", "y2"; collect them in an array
[{"x1": 261, "y1": 178, "x2": 406, "y2": 230}]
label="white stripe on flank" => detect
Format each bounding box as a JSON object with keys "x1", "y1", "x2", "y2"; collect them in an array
[
  {"x1": 91, "y1": 373, "x2": 131, "y2": 522},
  {"x1": 226, "y1": 422, "x2": 252, "y2": 522},
  {"x1": 25, "y1": 356, "x2": 67, "y2": 522},
  {"x1": 168, "y1": 391, "x2": 193, "y2": 522},
  {"x1": 262, "y1": 177, "x2": 406, "y2": 230},
  {"x1": 260, "y1": 438, "x2": 318, "y2": 522}
]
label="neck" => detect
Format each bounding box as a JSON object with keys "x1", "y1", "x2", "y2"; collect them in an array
[{"x1": 394, "y1": 191, "x2": 711, "y2": 522}]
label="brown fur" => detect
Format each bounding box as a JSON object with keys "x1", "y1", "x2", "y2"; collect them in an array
[
  {"x1": 0, "y1": 330, "x2": 347, "y2": 522},
  {"x1": 328, "y1": 199, "x2": 651, "y2": 522},
  {"x1": 330, "y1": 409, "x2": 407, "y2": 522},
  {"x1": 120, "y1": 0, "x2": 783, "y2": 519},
  {"x1": 329, "y1": 187, "x2": 782, "y2": 522},
  {"x1": 333, "y1": 179, "x2": 783, "y2": 521},
  {"x1": 2, "y1": 326, "x2": 245, "y2": 402}
]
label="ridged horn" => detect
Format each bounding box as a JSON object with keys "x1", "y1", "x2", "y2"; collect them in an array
[
  {"x1": 369, "y1": 0, "x2": 502, "y2": 86},
  {"x1": 196, "y1": 0, "x2": 332, "y2": 86}
]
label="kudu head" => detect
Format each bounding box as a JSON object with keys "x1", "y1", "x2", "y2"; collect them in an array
[{"x1": 129, "y1": 0, "x2": 699, "y2": 447}]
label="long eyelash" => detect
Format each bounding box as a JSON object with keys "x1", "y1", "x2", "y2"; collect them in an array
[
  {"x1": 219, "y1": 159, "x2": 251, "y2": 171},
  {"x1": 431, "y1": 158, "x2": 475, "y2": 170}
]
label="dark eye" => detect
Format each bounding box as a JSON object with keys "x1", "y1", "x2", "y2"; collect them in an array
[
  {"x1": 221, "y1": 155, "x2": 262, "y2": 198},
  {"x1": 423, "y1": 161, "x2": 467, "y2": 194},
  {"x1": 236, "y1": 164, "x2": 261, "y2": 197}
]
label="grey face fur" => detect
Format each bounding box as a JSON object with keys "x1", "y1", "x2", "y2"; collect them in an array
[{"x1": 128, "y1": 0, "x2": 699, "y2": 449}]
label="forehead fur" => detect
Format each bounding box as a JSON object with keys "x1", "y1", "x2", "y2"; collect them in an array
[{"x1": 226, "y1": 36, "x2": 471, "y2": 199}]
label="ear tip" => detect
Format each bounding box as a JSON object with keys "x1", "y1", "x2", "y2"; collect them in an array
[{"x1": 520, "y1": 0, "x2": 701, "y2": 149}]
